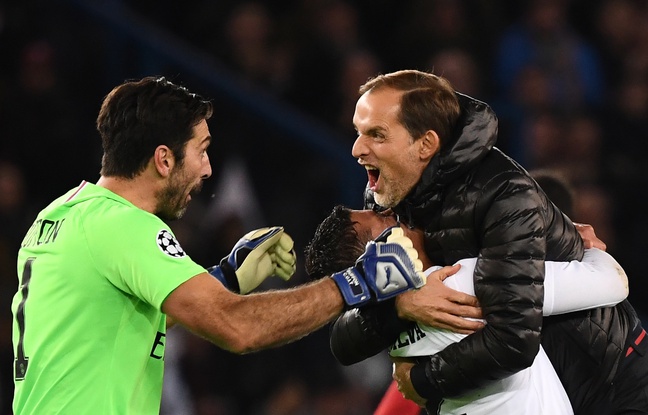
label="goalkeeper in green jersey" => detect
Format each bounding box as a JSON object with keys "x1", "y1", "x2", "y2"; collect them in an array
[{"x1": 11, "y1": 76, "x2": 447, "y2": 414}]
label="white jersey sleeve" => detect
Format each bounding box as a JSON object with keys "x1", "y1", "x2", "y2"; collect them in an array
[
  {"x1": 428, "y1": 249, "x2": 628, "y2": 316},
  {"x1": 390, "y1": 249, "x2": 628, "y2": 358},
  {"x1": 543, "y1": 248, "x2": 628, "y2": 315}
]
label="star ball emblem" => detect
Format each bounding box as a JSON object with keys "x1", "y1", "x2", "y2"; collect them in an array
[{"x1": 156, "y1": 229, "x2": 186, "y2": 258}]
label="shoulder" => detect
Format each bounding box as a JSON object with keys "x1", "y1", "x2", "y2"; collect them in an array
[
  {"x1": 81, "y1": 198, "x2": 176, "y2": 256},
  {"x1": 466, "y1": 150, "x2": 538, "y2": 202},
  {"x1": 84, "y1": 198, "x2": 165, "y2": 231}
]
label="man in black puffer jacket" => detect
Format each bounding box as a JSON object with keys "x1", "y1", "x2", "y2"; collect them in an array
[{"x1": 332, "y1": 69, "x2": 648, "y2": 413}]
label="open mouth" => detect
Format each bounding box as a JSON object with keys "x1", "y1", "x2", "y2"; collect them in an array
[
  {"x1": 367, "y1": 167, "x2": 380, "y2": 190},
  {"x1": 190, "y1": 182, "x2": 203, "y2": 197}
]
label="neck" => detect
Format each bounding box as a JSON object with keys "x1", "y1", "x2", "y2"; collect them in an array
[{"x1": 96, "y1": 175, "x2": 159, "y2": 214}]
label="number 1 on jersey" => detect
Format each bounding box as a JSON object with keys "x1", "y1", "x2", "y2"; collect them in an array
[{"x1": 14, "y1": 257, "x2": 35, "y2": 381}]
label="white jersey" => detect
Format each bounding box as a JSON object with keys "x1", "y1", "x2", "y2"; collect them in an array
[{"x1": 390, "y1": 248, "x2": 627, "y2": 415}]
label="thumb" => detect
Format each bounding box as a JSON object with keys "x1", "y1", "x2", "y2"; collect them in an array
[{"x1": 433, "y1": 264, "x2": 461, "y2": 282}]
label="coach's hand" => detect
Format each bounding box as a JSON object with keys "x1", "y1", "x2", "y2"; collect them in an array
[
  {"x1": 574, "y1": 222, "x2": 607, "y2": 251},
  {"x1": 391, "y1": 357, "x2": 427, "y2": 408},
  {"x1": 395, "y1": 264, "x2": 483, "y2": 334},
  {"x1": 331, "y1": 229, "x2": 425, "y2": 308},
  {"x1": 209, "y1": 227, "x2": 297, "y2": 294}
]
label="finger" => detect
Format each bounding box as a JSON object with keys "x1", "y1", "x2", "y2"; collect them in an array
[
  {"x1": 433, "y1": 315, "x2": 484, "y2": 333},
  {"x1": 272, "y1": 245, "x2": 297, "y2": 280},
  {"x1": 386, "y1": 227, "x2": 406, "y2": 242},
  {"x1": 274, "y1": 255, "x2": 297, "y2": 280},
  {"x1": 453, "y1": 303, "x2": 483, "y2": 319},
  {"x1": 273, "y1": 245, "x2": 296, "y2": 263},
  {"x1": 432, "y1": 264, "x2": 461, "y2": 282},
  {"x1": 274, "y1": 232, "x2": 294, "y2": 251},
  {"x1": 438, "y1": 295, "x2": 481, "y2": 315},
  {"x1": 448, "y1": 291, "x2": 480, "y2": 307},
  {"x1": 403, "y1": 247, "x2": 424, "y2": 274},
  {"x1": 384, "y1": 228, "x2": 414, "y2": 250},
  {"x1": 274, "y1": 265, "x2": 295, "y2": 280},
  {"x1": 384, "y1": 231, "x2": 423, "y2": 274},
  {"x1": 432, "y1": 298, "x2": 481, "y2": 319}
]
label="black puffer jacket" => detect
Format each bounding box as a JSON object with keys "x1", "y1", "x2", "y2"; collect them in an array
[
  {"x1": 395, "y1": 94, "x2": 586, "y2": 399},
  {"x1": 332, "y1": 94, "x2": 645, "y2": 413},
  {"x1": 332, "y1": 94, "x2": 584, "y2": 397}
]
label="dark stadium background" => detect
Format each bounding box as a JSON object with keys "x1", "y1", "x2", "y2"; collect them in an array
[{"x1": 1, "y1": 1, "x2": 647, "y2": 413}]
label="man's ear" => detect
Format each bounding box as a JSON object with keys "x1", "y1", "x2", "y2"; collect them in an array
[
  {"x1": 153, "y1": 145, "x2": 174, "y2": 177},
  {"x1": 418, "y1": 130, "x2": 440, "y2": 161}
]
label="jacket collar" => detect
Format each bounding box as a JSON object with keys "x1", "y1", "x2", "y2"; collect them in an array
[{"x1": 393, "y1": 93, "x2": 499, "y2": 222}]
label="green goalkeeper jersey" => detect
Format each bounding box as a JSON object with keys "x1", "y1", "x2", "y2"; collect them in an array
[{"x1": 12, "y1": 181, "x2": 206, "y2": 414}]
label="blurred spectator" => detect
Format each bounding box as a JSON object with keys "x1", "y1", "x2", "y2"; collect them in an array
[
  {"x1": 593, "y1": 0, "x2": 644, "y2": 88},
  {"x1": 572, "y1": 184, "x2": 616, "y2": 250},
  {"x1": 520, "y1": 110, "x2": 565, "y2": 170},
  {"x1": 494, "y1": 0, "x2": 604, "y2": 110},
  {"x1": 0, "y1": 160, "x2": 37, "y2": 415},
  {"x1": 384, "y1": 0, "x2": 488, "y2": 72},
  {"x1": 0, "y1": 39, "x2": 97, "y2": 205},
  {"x1": 2, "y1": 1, "x2": 648, "y2": 414},
  {"x1": 334, "y1": 49, "x2": 384, "y2": 137},
  {"x1": 493, "y1": 0, "x2": 605, "y2": 161},
  {"x1": 284, "y1": 0, "x2": 365, "y2": 125},
  {"x1": 529, "y1": 168, "x2": 576, "y2": 217},
  {"x1": 217, "y1": 2, "x2": 293, "y2": 93},
  {"x1": 426, "y1": 47, "x2": 484, "y2": 99},
  {"x1": 600, "y1": 71, "x2": 648, "y2": 315},
  {"x1": 593, "y1": 0, "x2": 648, "y2": 110},
  {"x1": 562, "y1": 113, "x2": 605, "y2": 185}
]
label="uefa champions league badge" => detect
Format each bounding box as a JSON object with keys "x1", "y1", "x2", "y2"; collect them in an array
[{"x1": 156, "y1": 229, "x2": 187, "y2": 258}]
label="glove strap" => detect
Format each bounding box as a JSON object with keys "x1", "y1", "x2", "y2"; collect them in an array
[
  {"x1": 331, "y1": 268, "x2": 371, "y2": 307},
  {"x1": 208, "y1": 258, "x2": 241, "y2": 293}
]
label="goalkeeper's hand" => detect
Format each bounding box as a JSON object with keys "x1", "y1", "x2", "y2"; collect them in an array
[
  {"x1": 375, "y1": 226, "x2": 425, "y2": 277},
  {"x1": 209, "y1": 226, "x2": 297, "y2": 294},
  {"x1": 331, "y1": 226, "x2": 425, "y2": 308}
]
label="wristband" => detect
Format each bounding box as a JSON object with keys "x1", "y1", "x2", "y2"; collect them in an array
[
  {"x1": 331, "y1": 268, "x2": 371, "y2": 307},
  {"x1": 208, "y1": 260, "x2": 240, "y2": 293}
]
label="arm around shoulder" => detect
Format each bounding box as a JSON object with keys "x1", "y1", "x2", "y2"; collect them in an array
[{"x1": 544, "y1": 248, "x2": 628, "y2": 316}]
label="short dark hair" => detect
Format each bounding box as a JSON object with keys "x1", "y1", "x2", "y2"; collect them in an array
[
  {"x1": 304, "y1": 205, "x2": 367, "y2": 280},
  {"x1": 97, "y1": 76, "x2": 213, "y2": 178}
]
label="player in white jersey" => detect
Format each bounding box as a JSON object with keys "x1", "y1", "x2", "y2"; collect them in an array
[
  {"x1": 304, "y1": 205, "x2": 628, "y2": 415},
  {"x1": 390, "y1": 250, "x2": 626, "y2": 415}
]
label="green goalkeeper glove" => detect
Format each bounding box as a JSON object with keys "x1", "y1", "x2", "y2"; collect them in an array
[{"x1": 209, "y1": 226, "x2": 297, "y2": 294}]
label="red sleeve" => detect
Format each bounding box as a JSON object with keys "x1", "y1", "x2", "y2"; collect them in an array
[{"x1": 374, "y1": 380, "x2": 422, "y2": 415}]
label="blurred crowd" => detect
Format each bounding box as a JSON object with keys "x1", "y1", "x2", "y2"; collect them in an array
[{"x1": 1, "y1": 0, "x2": 647, "y2": 414}]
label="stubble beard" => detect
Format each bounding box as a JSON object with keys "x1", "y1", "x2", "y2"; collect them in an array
[
  {"x1": 373, "y1": 179, "x2": 408, "y2": 209},
  {"x1": 156, "y1": 172, "x2": 202, "y2": 221}
]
